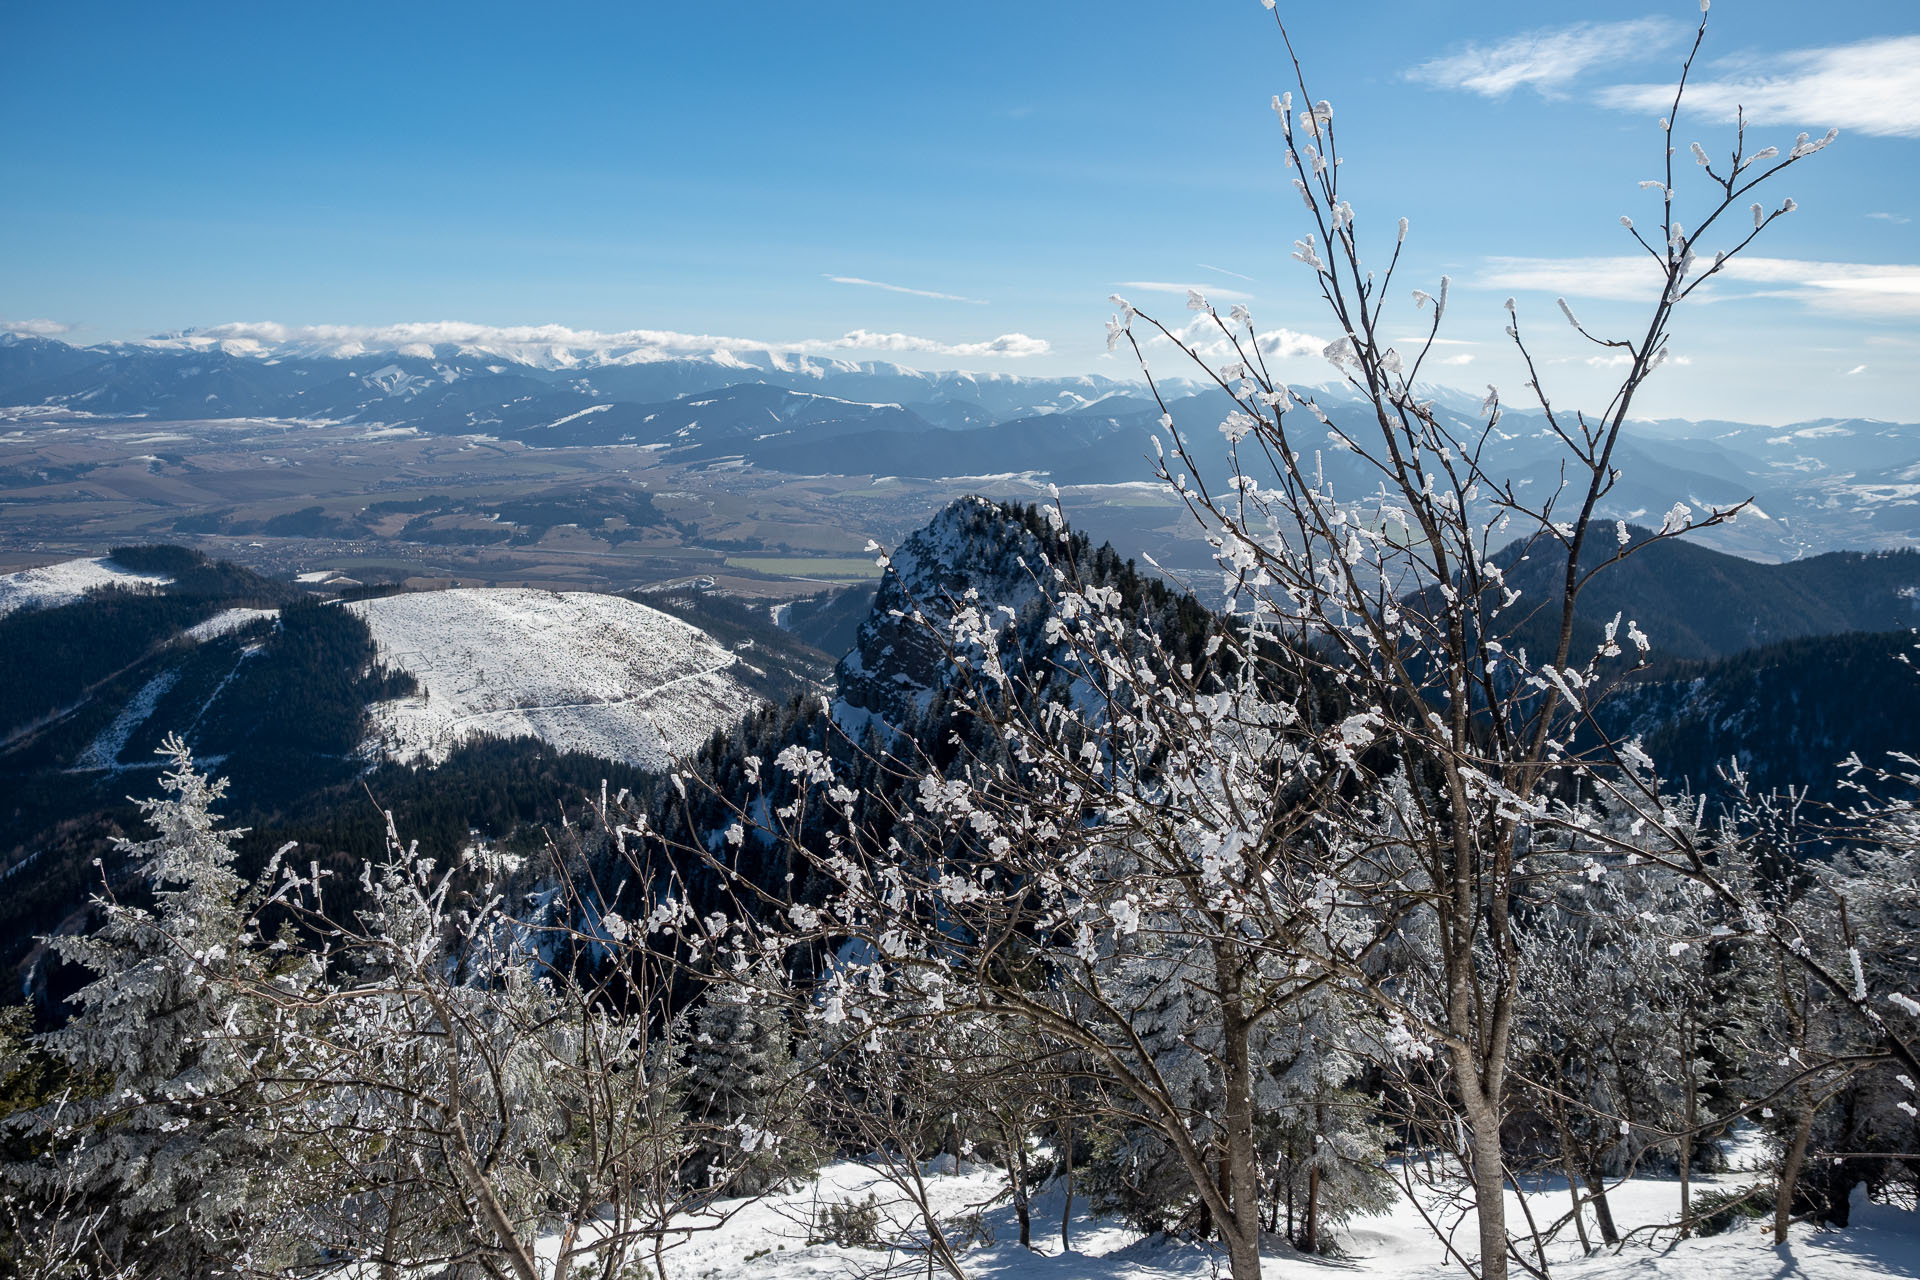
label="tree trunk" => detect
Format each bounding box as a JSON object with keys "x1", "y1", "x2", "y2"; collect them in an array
[
  {"x1": 1465, "y1": 1097, "x2": 1510, "y2": 1280},
  {"x1": 1678, "y1": 1073, "x2": 1697, "y2": 1239},
  {"x1": 378, "y1": 1188, "x2": 406, "y2": 1280},
  {"x1": 1775, "y1": 1105, "x2": 1814, "y2": 1246},
  {"x1": 1565, "y1": 1166, "x2": 1590, "y2": 1254},
  {"x1": 1218, "y1": 949, "x2": 1266, "y2": 1280},
  {"x1": 1059, "y1": 1112, "x2": 1074, "y2": 1253},
  {"x1": 1002, "y1": 1124, "x2": 1032, "y2": 1249},
  {"x1": 1548, "y1": 1097, "x2": 1590, "y2": 1254},
  {"x1": 1677, "y1": 1007, "x2": 1701, "y2": 1240},
  {"x1": 1823, "y1": 1089, "x2": 1861, "y2": 1228},
  {"x1": 1583, "y1": 1170, "x2": 1619, "y2": 1247},
  {"x1": 1303, "y1": 1163, "x2": 1321, "y2": 1254}
]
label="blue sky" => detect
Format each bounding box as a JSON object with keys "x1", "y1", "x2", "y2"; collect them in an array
[{"x1": 2, "y1": 0, "x2": 1915, "y2": 424}]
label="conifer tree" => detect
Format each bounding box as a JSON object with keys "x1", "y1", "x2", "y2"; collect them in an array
[{"x1": 5, "y1": 737, "x2": 268, "y2": 1277}]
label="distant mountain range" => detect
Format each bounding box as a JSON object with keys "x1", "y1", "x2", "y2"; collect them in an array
[
  {"x1": 5, "y1": 331, "x2": 1918, "y2": 559},
  {"x1": 0, "y1": 331, "x2": 1140, "y2": 431}
]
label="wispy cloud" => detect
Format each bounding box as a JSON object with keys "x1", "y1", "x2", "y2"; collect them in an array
[
  {"x1": 1, "y1": 318, "x2": 73, "y2": 337},
  {"x1": 1196, "y1": 263, "x2": 1256, "y2": 283},
  {"x1": 1846, "y1": 364, "x2": 1869, "y2": 375},
  {"x1": 1868, "y1": 212, "x2": 1911, "y2": 224},
  {"x1": 1478, "y1": 257, "x2": 1662, "y2": 301},
  {"x1": 1117, "y1": 281, "x2": 1255, "y2": 302},
  {"x1": 1409, "y1": 18, "x2": 1679, "y2": 99},
  {"x1": 825, "y1": 275, "x2": 987, "y2": 304},
  {"x1": 136, "y1": 320, "x2": 1049, "y2": 365},
  {"x1": 1479, "y1": 255, "x2": 1920, "y2": 315},
  {"x1": 1598, "y1": 35, "x2": 1920, "y2": 137}
]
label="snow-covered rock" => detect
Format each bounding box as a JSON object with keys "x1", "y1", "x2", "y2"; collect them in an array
[
  {"x1": 834, "y1": 496, "x2": 1047, "y2": 733},
  {"x1": 347, "y1": 588, "x2": 757, "y2": 770}
]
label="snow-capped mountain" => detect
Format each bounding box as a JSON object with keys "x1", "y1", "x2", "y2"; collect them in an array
[{"x1": 0, "y1": 331, "x2": 1143, "y2": 427}]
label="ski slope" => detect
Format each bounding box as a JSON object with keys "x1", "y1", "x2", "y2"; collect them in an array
[
  {"x1": 347, "y1": 588, "x2": 755, "y2": 770},
  {"x1": 0, "y1": 556, "x2": 172, "y2": 617}
]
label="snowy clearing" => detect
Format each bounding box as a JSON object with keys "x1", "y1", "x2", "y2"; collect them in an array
[
  {"x1": 73, "y1": 670, "x2": 179, "y2": 772},
  {"x1": 0, "y1": 556, "x2": 171, "y2": 617},
  {"x1": 347, "y1": 588, "x2": 756, "y2": 770},
  {"x1": 625, "y1": 1154, "x2": 1918, "y2": 1280},
  {"x1": 184, "y1": 606, "x2": 278, "y2": 642}
]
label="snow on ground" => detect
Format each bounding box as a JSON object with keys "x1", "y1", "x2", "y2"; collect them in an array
[
  {"x1": 347, "y1": 588, "x2": 756, "y2": 770},
  {"x1": 626, "y1": 1149, "x2": 1918, "y2": 1280},
  {"x1": 73, "y1": 670, "x2": 178, "y2": 771},
  {"x1": 184, "y1": 607, "x2": 278, "y2": 642},
  {"x1": 0, "y1": 556, "x2": 171, "y2": 617}
]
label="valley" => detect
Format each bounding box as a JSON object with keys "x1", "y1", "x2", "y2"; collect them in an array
[
  {"x1": 7, "y1": 332, "x2": 1920, "y2": 607},
  {"x1": 0, "y1": 409, "x2": 1213, "y2": 598}
]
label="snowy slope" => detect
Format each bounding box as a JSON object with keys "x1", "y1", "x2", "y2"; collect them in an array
[
  {"x1": 347, "y1": 588, "x2": 755, "y2": 769},
  {"x1": 0, "y1": 556, "x2": 172, "y2": 617}
]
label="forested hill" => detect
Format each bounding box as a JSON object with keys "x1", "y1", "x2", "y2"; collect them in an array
[
  {"x1": 1603, "y1": 629, "x2": 1920, "y2": 799},
  {"x1": 1490, "y1": 533, "x2": 1920, "y2": 667}
]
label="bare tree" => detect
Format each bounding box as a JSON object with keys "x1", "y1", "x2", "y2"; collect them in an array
[{"x1": 612, "y1": 6, "x2": 1878, "y2": 1279}]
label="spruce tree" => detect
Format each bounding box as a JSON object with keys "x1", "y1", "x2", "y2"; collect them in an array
[{"x1": 5, "y1": 737, "x2": 267, "y2": 1277}]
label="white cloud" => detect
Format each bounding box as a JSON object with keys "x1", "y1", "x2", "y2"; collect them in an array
[
  {"x1": 1598, "y1": 36, "x2": 1920, "y2": 137},
  {"x1": 1256, "y1": 328, "x2": 1325, "y2": 360},
  {"x1": 1437, "y1": 353, "x2": 1476, "y2": 366},
  {"x1": 136, "y1": 319, "x2": 1049, "y2": 367},
  {"x1": 1117, "y1": 281, "x2": 1255, "y2": 302},
  {"x1": 1145, "y1": 318, "x2": 1325, "y2": 363},
  {"x1": 1479, "y1": 255, "x2": 1920, "y2": 315},
  {"x1": 1868, "y1": 212, "x2": 1911, "y2": 224},
  {"x1": 1, "y1": 318, "x2": 73, "y2": 337},
  {"x1": 1409, "y1": 19, "x2": 1679, "y2": 99},
  {"x1": 824, "y1": 275, "x2": 986, "y2": 304},
  {"x1": 1846, "y1": 364, "x2": 1869, "y2": 375}
]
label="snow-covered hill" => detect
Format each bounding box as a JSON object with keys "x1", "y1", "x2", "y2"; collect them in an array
[
  {"x1": 347, "y1": 588, "x2": 756, "y2": 769},
  {"x1": 0, "y1": 556, "x2": 172, "y2": 617}
]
